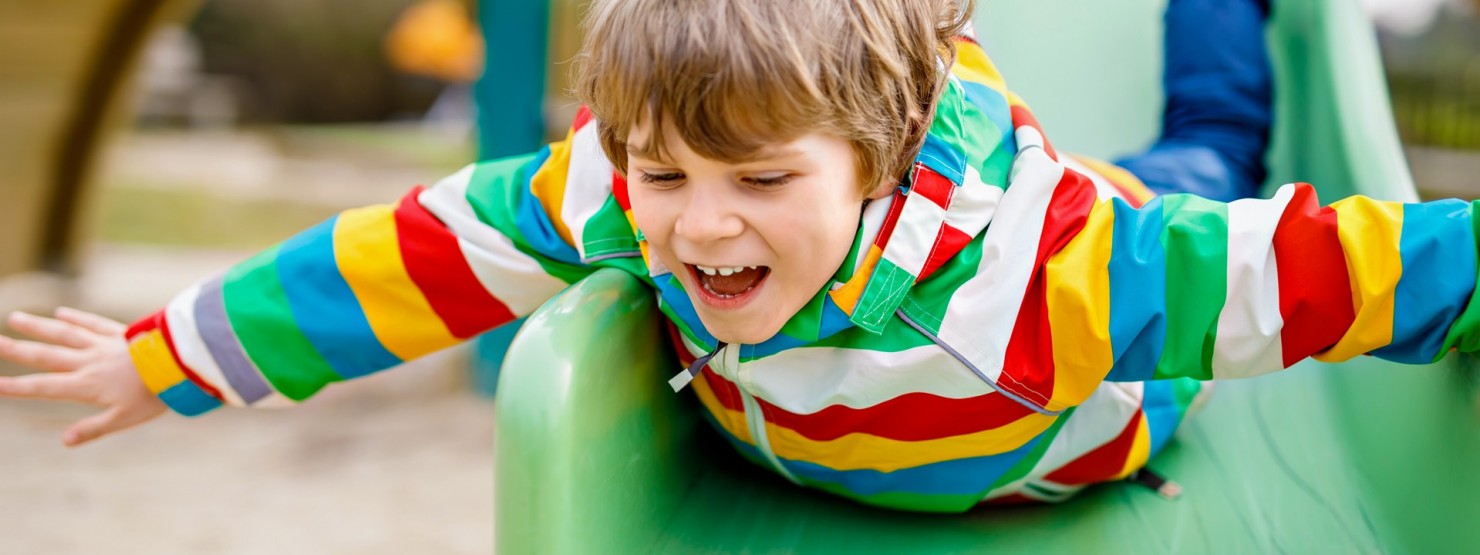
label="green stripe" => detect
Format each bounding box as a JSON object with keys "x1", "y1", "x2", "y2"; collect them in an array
[
  {"x1": 852, "y1": 258, "x2": 915, "y2": 333},
  {"x1": 982, "y1": 407, "x2": 1075, "y2": 493},
  {"x1": 1154, "y1": 195, "x2": 1229, "y2": 380},
  {"x1": 806, "y1": 480, "x2": 983, "y2": 513},
  {"x1": 953, "y1": 86, "x2": 1004, "y2": 180},
  {"x1": 222, "y1": 245, "x2": 343, "y2": 400},
  {"x1": 579, "y1": 196, "x2": 639, "y2": 257},
  {"x1": 812, "y1": 321, "x2": 935, "y2": 351},
  {"x1": 900, "y1": 232, "x2": 987, "y2": 335},
  {"x1": 1438, "y1": 200, "x2": 1480, "y2": 359},
  {"x1": 464, "y1": 156, "x2": 590, "y2": 284}
]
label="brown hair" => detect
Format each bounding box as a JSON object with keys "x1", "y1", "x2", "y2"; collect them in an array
[{"x1": 574, "y1": 0, "x2": 974, "y2": 194}]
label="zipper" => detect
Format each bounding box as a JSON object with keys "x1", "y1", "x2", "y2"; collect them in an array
[
  {"x1": 723, "y1": 345, "x2": 801, "y2": 485},
  {"x1": 670, "y1": 340, "x2": 799, "y2": 484}
]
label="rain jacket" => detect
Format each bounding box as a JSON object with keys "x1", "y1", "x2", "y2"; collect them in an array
[{"x1": 124, "y1": 37, "x2": 1480, "y2": 512}]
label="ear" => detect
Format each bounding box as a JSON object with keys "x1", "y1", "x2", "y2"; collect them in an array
[{"x1": 865, "y1": 177, "x2": 898, "y2": 201}]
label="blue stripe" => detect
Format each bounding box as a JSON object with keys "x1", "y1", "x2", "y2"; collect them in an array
[
  {"x1": 511, "y1": 148, "x2": 584, "y2": 265},
  {"x1": 958, "y1": 80, "x2": 1014, "y2": 153},
  {"x1": 914, "y1": 134, "x2": 967, "y2": 185},
  {"x1": 159, "y1": 381, "x2": 223, "y2": 417},
  {"x1": 275, "y1": 217, "x2": 402, "y2": 379},
  {"x1": 1106, "y1": 197, "x2": 1168, "y2": 381},
  {"x1": 1374, "y1": 200, "x2": 1478, "y2": 363},
  {"x1": 701, "y1": 413, "x2": 1042, "y2": 497},
  {"x1": 654, "y1": 273, "x2": 720, "y2": 349},
  {"x1": 1141, "y1": 379, "x2": 1185, "y2": 455}
]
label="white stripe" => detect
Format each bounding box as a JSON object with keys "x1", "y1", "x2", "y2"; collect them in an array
[
  {"x1": 742, "y1": 345, "x2": 994, "y2": 415},
  {"x1": 1212, "y1": 186, "x2": 1294, "y2": 378},
  {"x1": 986, "y1": 381, "x2": 1143, "y2": 498},
  {"x1": 163, "y1": 283, "x2": 245, "y2": 407},
  {"x1": 936, "y1": 147, "x2": 1064, "y2": 385},
  {"x1": 560, "y1": 124, "x2": 615, "y2": 257},
  {"x1": 844, "y1": 193, "x2": 897, "y2": 275},
  {"x1": 880, "y1": 195, "x2": 945, "y2": 276},
  {"x1": 943, "y1": 165, "x2": 1003, "y2": 233},
  {"x1": 1062, "y1": 156, "x2": 1125, "y2": 201},
  {"x1": 418, "y1": 166, "x2": 571, "y2": 316},
  {"x1": 1015, "y1": 126, "x2": 1046, "y2": 152}
]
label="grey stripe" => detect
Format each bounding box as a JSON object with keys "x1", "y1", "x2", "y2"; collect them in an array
[
  {"x1": 581, "y1": 251, "x2": 642, "y2": 264},
  {"x1": 194, "y1": 275, "x2": 274, "y2": 404},
  {"x1": 894, "y1": 309, "x2": 1061, "y2": 416}
]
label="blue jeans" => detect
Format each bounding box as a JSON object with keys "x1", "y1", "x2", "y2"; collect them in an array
[{"x1": 1116, "y1": 0, "x2": 1272, "y2": 202}]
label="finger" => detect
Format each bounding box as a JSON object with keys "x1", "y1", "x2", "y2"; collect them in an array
[
  {"x1": 0, "y1": 373, "x2": 91, "y2": 403},
  {"x1": 7, "y1": 311, "x2": 92, "y2": 349},
  {"x1": 63, "y1": 407, "x2": 126, "y2": 447},
  {"x1": 53, "y1": 307, "x2": 126, "y2": 337},
  {"x1": 0, "y1": 335, "x2": 85, "y2": 373}
]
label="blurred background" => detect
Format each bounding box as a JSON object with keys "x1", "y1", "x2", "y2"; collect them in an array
[{"x1": 0, "y1": 0, "x2": 1478, "y2": 552}]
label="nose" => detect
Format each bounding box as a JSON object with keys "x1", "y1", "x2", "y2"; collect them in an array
[{"x1": 673, "y1": 182, "x2": 745, "y2": 244}]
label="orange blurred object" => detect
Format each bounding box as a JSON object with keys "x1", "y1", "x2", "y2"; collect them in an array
[{"x1": 385, "y1": 0, "x2": 484, "y2": 83}]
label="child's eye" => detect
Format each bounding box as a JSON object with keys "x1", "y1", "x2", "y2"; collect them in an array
[
  {"x1": 743, "y1": 175, "x2": 794, "y2": 188},
  {"x1": 637, "y1": 171, "x2": 684, "y2": 187}
]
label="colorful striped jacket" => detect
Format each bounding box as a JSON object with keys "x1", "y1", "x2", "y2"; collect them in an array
[{"x1": 125, "y1": 38, "x2": 1480, "y2": 512}]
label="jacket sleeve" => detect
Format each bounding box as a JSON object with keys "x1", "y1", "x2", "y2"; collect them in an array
[
  {"x1": 1078, "y1": 181, "x2": 1480, "y2": 382},
  {"x1": 124, "y1": 113, "x2": 621, "y2": 415}
]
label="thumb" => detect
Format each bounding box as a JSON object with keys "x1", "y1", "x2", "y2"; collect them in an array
[{"x1": 63, "y1": 404, "x2": 161, "y2": 447}]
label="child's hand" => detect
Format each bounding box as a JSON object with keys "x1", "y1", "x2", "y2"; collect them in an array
[{"x1": 0, "y1": 308, "x2": 165, "y2": 447}]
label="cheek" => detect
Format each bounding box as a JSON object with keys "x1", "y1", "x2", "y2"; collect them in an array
[{"x1": 628, "y1": 192, "x2": 671, "y2": 244}]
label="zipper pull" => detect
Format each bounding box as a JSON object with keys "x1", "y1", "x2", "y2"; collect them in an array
[
  {"x1": 1127, "y1": 467, "x2": 1182, "y2": 500},
  {"x1": 668, "y1": 342, "x2": 728, "y2": 392}
]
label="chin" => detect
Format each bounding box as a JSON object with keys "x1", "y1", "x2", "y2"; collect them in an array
[{"x1": 695, "y1": 312, "x2": 783, "y2": 345}]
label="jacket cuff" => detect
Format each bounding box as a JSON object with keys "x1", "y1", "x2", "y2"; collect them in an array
[{"x1": 124, "y1": 310, "x2": 224, "y2": 417}]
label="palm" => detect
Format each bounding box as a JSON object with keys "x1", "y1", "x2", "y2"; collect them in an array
[{"x1": 0, "y1": 308, "x2": 165, "y2": 446}]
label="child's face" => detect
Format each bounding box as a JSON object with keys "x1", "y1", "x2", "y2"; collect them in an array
[{"x1": 627, "y1": 121, "x2": 888, "y2": 344}]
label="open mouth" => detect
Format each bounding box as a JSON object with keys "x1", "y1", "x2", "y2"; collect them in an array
[{"x1": 687, "y1": 264, "x2": 771, "y2": 304}]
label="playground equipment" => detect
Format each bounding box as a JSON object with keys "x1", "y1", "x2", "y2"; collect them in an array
[
  {"x1": 495, "y1": 0, "x2": 1480, "y2": 552},
  {"x1": 0, "y1": 0, "x2": 195, "y2": 284}
]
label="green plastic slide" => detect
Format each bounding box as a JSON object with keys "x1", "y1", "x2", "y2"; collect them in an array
[{"x1": 496, "y1": 0, "x2": 1480, "y2": 552}]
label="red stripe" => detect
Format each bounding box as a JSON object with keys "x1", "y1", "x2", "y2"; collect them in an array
[
  {"x1": 613, "y1": 172, "x2": 631, "y2": 212},
  {"x1": 571, "y1": 105, "x2": 594, "y2": 132},
  {"x1": 911, "y1": 164, "x2": 956, "y2": 209},
  {"x1": 699, "y1": 367, "x2": 1035, "y2": 442},
  {"x1": 1272, "y1": 183, "x2": 1355, "y2": 366},
  {"x1": 920, "y1": 224, "x2": 972, "y2": 281},
  {"x1": 1000, "y1": 168, "x2": 1096, "y2": 407},
  {"x1": 1009, "y1": 105, "x2": 1058, "y2": 161},
  {"x1": 665, "y1": 321, "x2": 698, "y2": 367},
  {"x1": 394, "y1": 187, "x2": 516, "y2": 338},
  {"x1": 125, "y1": 310, "x2": 162, "y2": 341},
  {"x1": 157, "y1": 315, "x2": 225, "y2": 401},
  {"x1": 872, "y1": 189, "x2": 909, "y2": 251},
  {"x1": 1043, "y1": 410, "x2": 1143, "y2": 486}
]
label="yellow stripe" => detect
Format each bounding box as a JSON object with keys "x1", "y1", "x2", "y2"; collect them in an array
[
  {"x1": 952, "y1": 41, "x2": 1007, "y2": 93},
  {"x1": 693, "y1": 368, "x2": 1056, "y2": 472},
  {"x1": 1117, "y1": 413, "x2": 1153, "y2": 480},
  {"x1": 1077, "y1": 157, "x2": 1155, "y2": 205},
  {"x1": 1045, "y1": 200, "x2": 1115, "y2": 410},
  {"x1": 334, "y1": 204, "x2": 459, "y2": 360},
  {"x1": 829, "y1": 246, "x2": 883, "y2": 315},
  {"x1": 530, "y1": 130, "x2": 576, "y2": 246},
  {"x1": 692, "y1": 372, "x2": 754, "y2": 444},
  {"x1": 1314, "y1": 197, "x2": 1403, "y2": 362},
  {"x1": 129, "y1": 330, "x2": 187, "y2": 394}
]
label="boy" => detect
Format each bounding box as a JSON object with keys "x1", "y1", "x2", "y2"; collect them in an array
[{"x1": 1, "y1": 0, "x2": 1475, "y2": 513}]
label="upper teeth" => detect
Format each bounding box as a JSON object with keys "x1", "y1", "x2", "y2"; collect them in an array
[{"x1": 696, "y1": 265, "x2": 755, "y2": 276}]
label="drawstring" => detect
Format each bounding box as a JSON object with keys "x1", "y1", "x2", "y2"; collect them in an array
[
  {"x1": 669, "y1": 342, "x2": 728, "y2": 392},
  {"x1": 1127, "y1": 467, "x2": 1182, "y2": 500}
]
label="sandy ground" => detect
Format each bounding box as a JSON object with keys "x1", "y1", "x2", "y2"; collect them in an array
[{"x1": 0, "y1": 129, "x2": 496, "y2": 554}]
